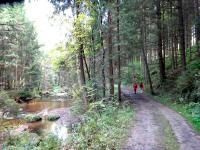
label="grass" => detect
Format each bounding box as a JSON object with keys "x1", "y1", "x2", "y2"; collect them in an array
[
  {"x1": 153, "y1": 95, "x2": 200, "y2": 134},
  {"x1": 154, "y1": 110, "x2": 179, "y2": 150}
]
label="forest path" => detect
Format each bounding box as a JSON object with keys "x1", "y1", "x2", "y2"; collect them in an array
[{"x1": 122, "y1": 88, "x2": 200, "y2": 150}]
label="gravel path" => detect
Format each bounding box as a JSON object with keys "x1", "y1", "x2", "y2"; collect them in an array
[{"x1": 122, "y1": 88, "x2": 200, "y2": 150}]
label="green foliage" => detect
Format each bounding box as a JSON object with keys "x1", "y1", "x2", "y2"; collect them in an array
[
  {"x1": 176, "y1": 71, "x2": 194, "y2": 101},
  {"x1": 67, "y1": 101, "x2": 134, "y2": 149},
  {"x1": 37, "y1": 134, "x2": 61, "y2": 150},
  {"x1": 18, "y1": 90, "x2": 32, "y2": 100},
  {"x1": 122, "y1": 61, "x2": 144, "y2": 85},
  {"x1": 0, "y1": 4, "x2": 42, "y2": 90},
  {"x1": 3, "y1": 132, "x2": 61, "y2": 150},
  {"x1": 175, "y1": 59, "x2": 200, "y2": 102},
  {"x1": 4, "y1": 132, "x2": 40, "y2": 150},
  {"x1": 47, "y1": 115, "x2": 60, "y2": 121},
  {"x1": 0, "y1": 91, "x2": 19, "y2": 117},
  {"x1": 25, "y1": 114, "x2": 42, "y2": 123},
  {"x1": 31, "y1": 88, "x2": 42, "y2": 98},
  {"x1": 186, "y1": 102, "x2": 200, "y2": 123}
]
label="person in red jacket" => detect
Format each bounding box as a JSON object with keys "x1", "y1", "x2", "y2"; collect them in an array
[
  {"x1": 140, "y1": 82, "x2": 144, "y2": 93},
  {"x1": 133, "y1": 83, "x2": 138, "y2": 94}
]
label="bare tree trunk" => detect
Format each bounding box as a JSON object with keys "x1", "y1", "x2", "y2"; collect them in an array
[
  {"x1": 83, "y1": 52, "x2": 90, "y2": 80},
  {"x1": 195, "y1": 0, "x2": 200, "y2": 56},
  {"x1": 117, "y1": 0, "x2": 121, "y2": 102},
  {"x1": 108, "y1": 1, "x2": 114, "y2": 97},
  {"x1": 178, "y1": 0, "x2": 186, "y2": 70},
  {"x1": 170, "y1": 0, "x2": 175, "y2": 69},
  {"x1": 91, "y1": 30, "x2": 95, "y2": 79},
  {"x1": 156, "y1": 0, "x2": 166, "y2": 83},
  {"x1": 99, "y1": 9, "x2": 106, "y2": 97},
  {"x1": 78, "y1": 44, "x2": 88, "y2": 109},
  {"x1": 76, "y1": 2, "x2": 88, "y2": 110},
  {"x1": 141, "y1": 8, "x2": 154, "y2": 94},
  {"x1": 175, "y1": 34, "x2": 178, "y2": 68}
]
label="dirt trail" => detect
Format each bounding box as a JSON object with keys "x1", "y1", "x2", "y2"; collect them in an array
[{"x1": 122, "y1": 88, "x2": 200, "y2": 150}]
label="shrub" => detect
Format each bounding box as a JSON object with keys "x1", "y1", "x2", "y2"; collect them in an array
[
  {"x1": 175, "y1": 69, "x2": 200, "y2": 103},
  {"x1": 3, "y1": 132, "x2": 40, "y2": 150},
  {"x1": 18, "y1": 90, "x2": 32, "y2": 101},
  {"x1": 186, "y1": 102, "x2": 200, "y2": 122},
  {"x1": 25, "y1": 114, "x2": 42, "y2": 123},
  {"x1": 38, "y1": 134, "x2": 61, "y2": 150},
  {"x1": 0, "y1": 91, "x2": 19, "y2": 117},
  {"x1": 47, "y1": 115, "x2": 60, "y2": 121}
]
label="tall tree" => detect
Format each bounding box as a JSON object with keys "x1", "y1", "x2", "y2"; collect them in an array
[
  {"x1": 156, "y1": 0, "x2": 166, "y2": 83},
  {"x1": 50, "y1": 0, "x2": 88, "y2": 109},
  {"x1": 178, "y1": 0, "x2": 186, "y2": 70},
  {"x1": 141, "y1": 5, "x2": 154, "y2": 94},
  {"x1": 116, "y1": 0, "x2": 121, "y2": 101},
  {"x1": 108, "y1": 0, "x2": 114, "y2": 97},
  {"x1": 195, "y1": 0, "x2": 200, "y2": 56}
]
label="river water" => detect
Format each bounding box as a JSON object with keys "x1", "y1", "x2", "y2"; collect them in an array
[{"x1": 0, "y1": 98, "x2": 72, "y2": 142}]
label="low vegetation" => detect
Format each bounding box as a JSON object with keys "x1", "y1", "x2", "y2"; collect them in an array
[
  {"x1": 3, "y1": 132, "x2": 61, "y2": 150},
  {"x1": 25, "y1": 114, "x2": 42, "y2": 123},
  {"x1": 66, "y1": 100, "x2": 134, "y2": 149},
  {"x1": 47, "y1": 115, "x2": 60, "y2": 121},
  {"x1": 3, "y1": 100, "x2": 134, "y2": 150}
]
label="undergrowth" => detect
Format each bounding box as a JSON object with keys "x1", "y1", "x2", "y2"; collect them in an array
[
  {"x1": 3, "y1": 132, "x2": 61, "y2": 150},
  {"x1": 66, "y1": 100, "x2": 134, "y2": 150}
]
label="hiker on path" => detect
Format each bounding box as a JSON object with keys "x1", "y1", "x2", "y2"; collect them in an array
[
  {"x1": 139, "y1": 82, "x2": 144, "y2": 93},
  {"x1": 133, "y1": 83, "x2": 138, "y2": 94}
]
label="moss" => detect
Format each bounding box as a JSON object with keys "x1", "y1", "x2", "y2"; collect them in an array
[
  {"x1": 25, "y1": 114, "x2": 42, "y2": 123},
  {"x1": 47, "y1": 115, "x2": 60, "y2": 121}
]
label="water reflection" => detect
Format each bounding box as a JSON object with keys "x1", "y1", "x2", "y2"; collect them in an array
[
  {"x1": 1, "y1": 99, "x2": 72, "y2": 137},
  {"x1": 21, "y1": 100, "x2": 70, "y2": 113}
]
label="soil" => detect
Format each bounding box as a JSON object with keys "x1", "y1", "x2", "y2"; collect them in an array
[{"x1": 122, "y1": 88, "x2": 200, "y2": 150}]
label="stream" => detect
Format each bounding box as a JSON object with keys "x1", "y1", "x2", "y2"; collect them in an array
[{"x1": 0, "y1": 97, "x2": 73, "y2": 143}]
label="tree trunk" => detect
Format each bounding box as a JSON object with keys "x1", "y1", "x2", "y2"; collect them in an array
[
  {"x1": 99, "y1": 9, "x2": 106, "y2": 97},
  {"x1": 156, "y1": 0, "x2": 166, "y2": 83},
  {"x1": 170, "y1": 0, "x2": 175, "y2": 69},
  {"x1": 108, "y1": 1, "x2": 114, "y2": 97},
  {"x1": 76, "y1": 2, "x2": 88, "y2": 110},
  {"x1": 195, "y1": 0, "x2": 200, "y2": 56},
  {"x1": 83, "y1": 52, "x2": 90, "y2": 80},
  {"x1": 117, "y1": 0, "x2": 121, "y2": 102},
  {"x1": 141, "y1": 8, "x2": 154, "y2": 95},
  {"x1": 178, "y1": 0, "x2": 187, "y2": 70},
  {"x1": 91, "y1": 30, "x2": 95, "y2": 79}
]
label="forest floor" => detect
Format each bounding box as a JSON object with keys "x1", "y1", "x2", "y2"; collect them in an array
[{"x1": 122, "y1": 88, "x2": 200, "y2": 150}]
